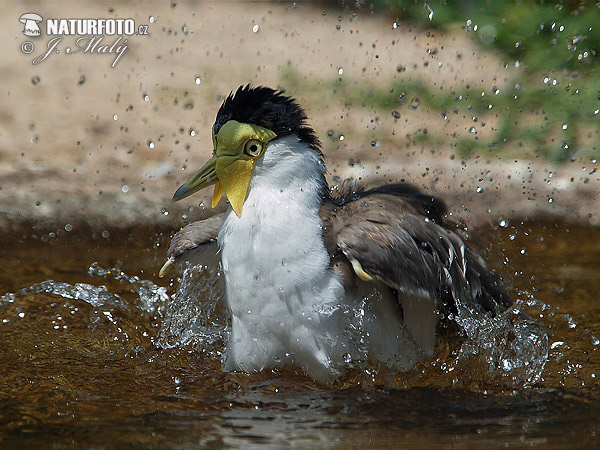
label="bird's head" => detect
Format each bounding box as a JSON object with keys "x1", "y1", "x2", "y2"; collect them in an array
[{"x1": 172, "y1": 85, "x2": 320, "y2": 217}]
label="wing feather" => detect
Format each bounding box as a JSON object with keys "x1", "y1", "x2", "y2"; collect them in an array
[
  {"x1": 167, "y1": 213, "x2": 224, "y2": 261},
  {"x1": 160, "y1": 214, "x2": 223, "y2": 277},
  {"x1": 323, "y1": 182, "x2": 511, "y2": 315}
]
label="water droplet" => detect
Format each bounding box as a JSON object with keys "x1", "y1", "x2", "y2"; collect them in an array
[
  {"x1": 18, "y1": 312, "x2": 25, "y2": 319},
  {"x1": 181, "y1": 25, "x2": 189, "y2": 36},
  {"x1": 64, "y1": 224, "x2": 73, "y2": 232},
  {"x1": 343, "y1": 353, "x2": 352, "y2": 363},
  {"x1": 499, "y1": 219, "x2": 509, "y2": 228},
  {"x1": 194, "y1": 76, "x2": 201, "y2": 85},
  {"x1": 410, "y1": 98, "x2": 420, "y2": 109},
  {"x1": 371, "y1": 141, "x2": 380, "y2": 148},
  {"x1": 548, "y1": 198, "x2": 553, "y2": 203},
  {"x1": 252, "y1": 24, "x2": 259, "y2": 33},
  {"x1": 143, "y1": 94, "x2": 149, "y2": 101},
  {"x1": 189, "y1": 128, "x2": 196, "y2": 137},
  {"x1": 426, "y1": 4, "x2": 434, "y2": 20},
  {"x1": 101, "y1": 231, "x2": 110, "y2": 238},
  {"x1": 113, "y1": 114, "x2": 118, "y2": 121},
  {"x1": 149, "y1": 16, "x2": 155, "y2": 23},
  {"x1": 339, "y1": 135, "x2": 345, "y2": 141},
  {"x1": 469, "y1": 127, "x2": 477, "y2": 134},
  {"x1": 476, "y1": 186, "x2": 484, "y2": 193},
  {"x1": 562, "y1": 123, "x2": 568, "y2": 130},
  {"x1": 161, "y1": 208, "x2": 169, "y2": 216},
  {"x1": 78, "y1": 74, "x2": 86, "y2": 85},
  {"x1": 520, "y1": 249, "x2": 526, "y2": 255},
  {"x1": 147, "y1": 140, "x2": 155, "y2": 149},
  {"x1": 391, "y1": 110, "x2": 401, "y2": 119},
  {"x1": 121, "y1": 185, "x2": 129, "y2": 193},
  {"x1": 338, "y1": 68, "x2": 344, "y2": 75},
  {"x1": 31, "y1": 75, "x2": 40, "y2": 85}
]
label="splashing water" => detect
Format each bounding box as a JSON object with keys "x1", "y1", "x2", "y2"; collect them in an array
[
  {"x1": 156, "y1": 264, "x2": 228, "y2": 353},
  {"x1": 0, "y1": 279, "x2": 127, "y2": 310},
  {"x1": 1, "y1": 221, "x2": 598, "y2": 448},
  {"x1": 0, "y1": 259, "x2": 549, "y2": 388},
  {"x1": 451, "y1": 296, "x2": 548, "y2": 386},
  {"x1": 87, "y1": 262, "x2": 169, "y2": 315}
]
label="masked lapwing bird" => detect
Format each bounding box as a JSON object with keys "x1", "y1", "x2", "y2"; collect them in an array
[{"x1": 160, "y1": 85, "x2": 512, "y2": 383}]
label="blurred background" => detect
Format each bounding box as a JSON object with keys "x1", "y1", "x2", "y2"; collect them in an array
[
  {"x1": 0, "y1": 0, "x2": 598, "y2": 229},
  {"x1": 0, "y1": 3, "x2": 599, "y2": 447}
]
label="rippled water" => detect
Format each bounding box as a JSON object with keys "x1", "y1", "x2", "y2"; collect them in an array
[{"x1": 0, "y1": 221, "x2": 598, "y2": 447}]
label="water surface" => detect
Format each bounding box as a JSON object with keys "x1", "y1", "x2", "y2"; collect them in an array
[{"x1": 0, "y1": 221, "x2": 597, "y2": 448}]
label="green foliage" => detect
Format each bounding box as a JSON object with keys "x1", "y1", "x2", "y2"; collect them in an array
[
  {"x1": 281, "y1": 64, "x2": 599, "y2": 162},
  {"x1": 315, "y1": 1, "x2": 599, "y2": 161},
  {"x1": 368, "y1": 0, "x2": 599, "y2": 73}
]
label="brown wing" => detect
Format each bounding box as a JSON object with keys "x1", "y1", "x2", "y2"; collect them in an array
[
  {"x1": 321, "y1": 182, "x2": 512, "y2": 316},
  {"x1": 159, "y1": 214, "x2": 223, "y2": 277}
]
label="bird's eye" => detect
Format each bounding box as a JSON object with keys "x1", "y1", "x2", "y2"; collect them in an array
[{"x1": 244, "y1": 139, "x2": 263, "y2": 157}]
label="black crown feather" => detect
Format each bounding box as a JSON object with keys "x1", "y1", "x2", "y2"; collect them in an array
[{"x1": 213, "y1": 85, "x2": 321, "y2": 153}]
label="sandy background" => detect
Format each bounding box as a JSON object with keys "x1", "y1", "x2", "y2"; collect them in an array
[{"x1": 1, "y1": 0, "x2": 598, "y2": 231}]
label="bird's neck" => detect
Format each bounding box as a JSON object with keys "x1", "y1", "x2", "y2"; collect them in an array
[
  {"x1": 217, "y1": 135, "x2": 335, "y2": 312},
  {"x1": 216, "y1": 136, "x2": 348, "y2": 380},
  {"x1": 218, "y1": 135, "x2": 328, "y2": 248},
  {"x1": 249, "y1": 135, "x2": 327, "y2": 204}
]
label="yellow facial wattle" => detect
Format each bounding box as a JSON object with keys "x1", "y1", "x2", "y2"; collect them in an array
[{"x1": 172, "y1": 120, "x2": 276, "y2": 217}]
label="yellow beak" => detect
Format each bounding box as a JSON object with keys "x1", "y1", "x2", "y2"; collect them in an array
[
  {"x1": 172, "y1": 155, "x2": 219, "y2": 202},
  {"x1": 172, "y1": 153, "x2": 255, "y2": 217},
  {"x1": 171, "y1": 120, "x2": 276, "y2": 217}
]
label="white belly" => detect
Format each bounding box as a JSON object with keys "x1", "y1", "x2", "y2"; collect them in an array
[
  {"x1": 218, "y1": 187, "x2": 351, "y2": 382},
  {"x1": 215, "y1": 137, "x2": 426, "y2": 383},
  {"x1": 217, "y1": 197, "x2": 425, "y2": 383}
]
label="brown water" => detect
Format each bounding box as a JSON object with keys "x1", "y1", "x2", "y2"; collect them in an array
[{"x1": 0, "y1": 221, "x2": 598, "y2": 448}]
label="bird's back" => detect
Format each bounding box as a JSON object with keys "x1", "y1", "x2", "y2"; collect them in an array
[{"x1": 321, "y1": 181, "x2": 512, "y2": 318}]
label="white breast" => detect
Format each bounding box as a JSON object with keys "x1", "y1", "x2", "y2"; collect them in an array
[{"x1": 217, "y1": 136, "x2": 424, "y2": 383}]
